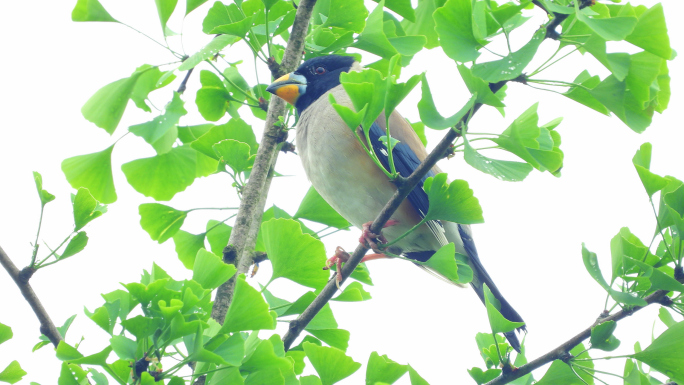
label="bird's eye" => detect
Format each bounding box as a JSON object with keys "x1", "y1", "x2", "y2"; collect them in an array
[{"x1": 314, "y1": 66, "x2": 326, "y2": 75}]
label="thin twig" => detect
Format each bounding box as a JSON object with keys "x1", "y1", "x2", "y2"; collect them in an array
[
  {"x1": 0, "y1": 245, "x2": 62, "y2": 347},
  {"x1": 484, "y1": 288, "x2": 678, "y2": 385},
  {"x1": 30, "y1": 205, "x2": 45, "y2": 267},
  {"x1": 177, "y1": 67, "x2": 194, "y2": 94}
]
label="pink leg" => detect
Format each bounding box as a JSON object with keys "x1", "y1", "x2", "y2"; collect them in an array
[{"x1": 359, "y1": 219, "x2": 399, "y2": 253}]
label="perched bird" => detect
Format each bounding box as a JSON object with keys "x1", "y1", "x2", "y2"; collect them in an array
[{"x1": 267, "y1": 55, "x2": 525, "y2": 351}]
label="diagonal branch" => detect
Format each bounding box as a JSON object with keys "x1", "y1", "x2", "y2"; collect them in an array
[
  {"x1": 282, "y1": 80, "x2": 507, "y2": 350},
  {"x1": 485, "y1": 287, "x2": 679, "y2": 385},
  {"x1": 210, "y1": 0, "x2": 318, "y2": 324},
  {"x1": 281, "y1": 0, "x2": 600, "y2": 349},
  {"x1": 0, "y1": 245, "x2": 62, "y2": 347}
]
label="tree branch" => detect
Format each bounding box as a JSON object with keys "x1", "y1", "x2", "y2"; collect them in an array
[
  {"x1": 177, "y1": 67, "x2": 194, "y2": 94},
  {"x1": 280, "y1": 0, "x2": 599, "y2": 349},
  {"x1": 210, "y1": 0, "x2": 318, "y2": 324},
  {"x1": 0, "y1": 245, "x2": 62, "y2": 347},
  {"x1": 485, "y1": 288, "x2": 678, "y2": 385}
]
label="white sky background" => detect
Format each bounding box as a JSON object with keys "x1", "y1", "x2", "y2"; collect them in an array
[{"x1": 1, "y1": 1, "x2": 683, "y2": 384}]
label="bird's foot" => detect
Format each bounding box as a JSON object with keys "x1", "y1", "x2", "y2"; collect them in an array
[
  {"x1": 324, "y1": 246, "x2": 390, "y2": 289},
  {"x1": 359, "y1": 220, "x2": 399, "y2": 253}
]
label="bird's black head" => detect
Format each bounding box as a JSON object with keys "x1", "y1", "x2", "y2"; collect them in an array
[{"x1": 266, "y1": 55, "x2": 356, "y2": 115}]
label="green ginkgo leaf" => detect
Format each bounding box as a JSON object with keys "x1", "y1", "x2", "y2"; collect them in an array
[
  {"x1": 81, "y1": 73, "x2": 142, "y2": 134},
  {"x1": 129, "y1": 92, "x2": 187, "y2": 154},
  {"x1": 72, "y1": 188, "x2": 104, "y2": 231},
  {"x1": 323, "y1": 0, "x2": 368, "y2": 32},
  {"x1": 139, "y1": 203, "x2": 187, "y2": 243},
  {"x1": 294, "y1": 186, "x2": 351, "y2": 229},
  {"x1": 590, "y1": 321, "x2": 621, "y2": 351},
  {"x1": 213, "y1": 139, "x2": 255, "y2": 174},
  {"x1": 632, "y1": 143, "x2": 668, "y2": 198},
  {"x1": 192, "y1": 248, "x2": 237, "y2": 290},
  {"x1": 62, "y1": 145, "x2": 117, "y2": 204},
  {"x1": 483, "y1": 284, "x2": 525, "y2": 334},
  {"x1": 33, "y1": 171, "x2": 55, "y2": 207},
  {"x1": 625, "y1": 3, "x2": 672, "y2": 60},
  {"x1": 220, "y1": 275, "x2": 276, "y2": 333},
  {"x1": 418, "y1": 74, "x2": 477, "y2": 129},
  {"x1": 0, "y1": 361, "x2": 27, "y2": 384},
  {"x1": 366, "y1": 352, "x2": 408, "y2": 385},
  {"x1": 471, "y1": 29, "x2": 545, "y2": 83},
  {"x1": 72, "y1": 0, "x2": 118, "y2": 22},
  {"x1": 463, "y1": 135, "x2": 533, "y2": 182},
  {"x1": 173, "y1": 230, "x2": 206, "y2": 269},
  {"x1": 261, "y1": 219, "x2": 329, "y2": 289},
  {"x1": 122, "y1": 145, "x2": 218, "y2": 201},
  {"x1": 434, "y1": 0, "x2": 483, "y2": 62},
  {"x1": 154, "y1": 0, "x2": 179, "y2": 35},
  {"x1": 0, "y1": 322, "x2": 12, "y2": 346},
  {"x1": 303, "y1": 342, "x2": 361, "y2": 385},
  {"x1": 130, "y1": 64, "x2": 177, "y2": 112},
  {"x1": 179, "y1": 35, "x2": 239, "y2": 71},
  {"x1": 632, "y1": 321, "x2": 684, "y2": 384},
  {"x1": 423, "y1": 173, "x2": 483, "y2": 224}
]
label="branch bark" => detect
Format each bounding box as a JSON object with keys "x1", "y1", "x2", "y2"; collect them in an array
[
  {"x1": 210, "y1": 0, "x2": 318, "y2": 324},
  {"x1": 0, "y1": 245, "x2": 62, "y2": 347},
  {"x1": 485, "y1": 288, "x2": 678, "y2": 385}
]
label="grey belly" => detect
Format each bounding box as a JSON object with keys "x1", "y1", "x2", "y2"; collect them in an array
[{"x1": 296, "y1": 106, "x2": 442, "y2": 253}]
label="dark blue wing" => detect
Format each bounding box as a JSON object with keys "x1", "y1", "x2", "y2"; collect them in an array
[
  {"x1": 368, "y1": 121, "x2": 434, "y2": 218},
  {"x1": 368, "y1": 121, "x2": 440, "y2": 262},
  {"x1": 369, "y1": 122, "x2": 525, "y2": 350}
]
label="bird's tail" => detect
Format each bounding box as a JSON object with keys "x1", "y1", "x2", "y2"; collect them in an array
[
  {"x1": 458, "y1": 225, "x2": 526, "y2": 352},
  {"x1": 468, "y1": 255, "x2": 526, "y2": 352}
]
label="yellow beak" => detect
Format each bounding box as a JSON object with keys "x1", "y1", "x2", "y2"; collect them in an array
[{"x1": 266, "y1": 73, "x2": 307, "y2": 105}]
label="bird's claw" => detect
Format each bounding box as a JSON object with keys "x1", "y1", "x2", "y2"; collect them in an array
[
  {"x1": 359, "y1": 220, "x2": 399, "y2": 253},
  {"x1": 323, "y1": 246, "x2": 350, "y2": 290}
]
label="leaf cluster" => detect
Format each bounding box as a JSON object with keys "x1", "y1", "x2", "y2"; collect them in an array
[{"x1": 5, "y1": 0, "x2": 680, "y2": 384}]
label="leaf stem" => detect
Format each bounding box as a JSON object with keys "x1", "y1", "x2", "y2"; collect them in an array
[
  {"x1": 352, "y1": 125, "x2": 393, "y2": 179},
  {"x1": 524, "y1": 84, "x2": 569, "y2": 96},
  {"x1": 30, "y1": 205, "x2": 46, "y2": 268},
  {"x1": 493, "y1": 332, "x2": 505, "y2": 365},
  {"x1": 316, "y1": 226, "x2": 332, "y2": 234},
  {"x1": 533, "y1": 47, "x2": 579, "y2": 76},
  {"x1": 206, "y1": 60, "x2": 260, "y2": 104},
  {"x1": 570, "y1": 364, "x2": 592, "y2": 385},
  {"x1": 574, "y1": 364, "x2": 628, "y2": 380},
  {"x1": 650, "y1": 198, "x2": 677, "y2": 267},
  {"x1": 173, "y1": 344, "x2": 187, "y2": 359},
  {"x1": 527, "y1": 79, "x2": 584, "y2": 89},
  {"x1": 385, "y1": 118, "x2": 398, "y2": 176},
  {"x1": 319, "y1": 228, "x2": 347, "y2": 239},
  {"x1": 481, "y1": 45, "x2": 506, "y2": 58},
  {"x1": 35, "y1": 233, "x2": 74, "y2": 268},
  {"x1": 121, "y1": 22, "x2": 183, "y2": 58},
  {"x1": 381, "y1": 219, "x2": 427, "y2": 249},
  {"x1": 265, "y1": 9, "x2": 272, "y2": 59},
  {"x1": 186, "y1": 207, "x2": 239, "y2": 213}
]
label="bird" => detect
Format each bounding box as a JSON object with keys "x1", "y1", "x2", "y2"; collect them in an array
[{"x1": 266, "y1": 54, "x2": 526, "y2": 351}]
